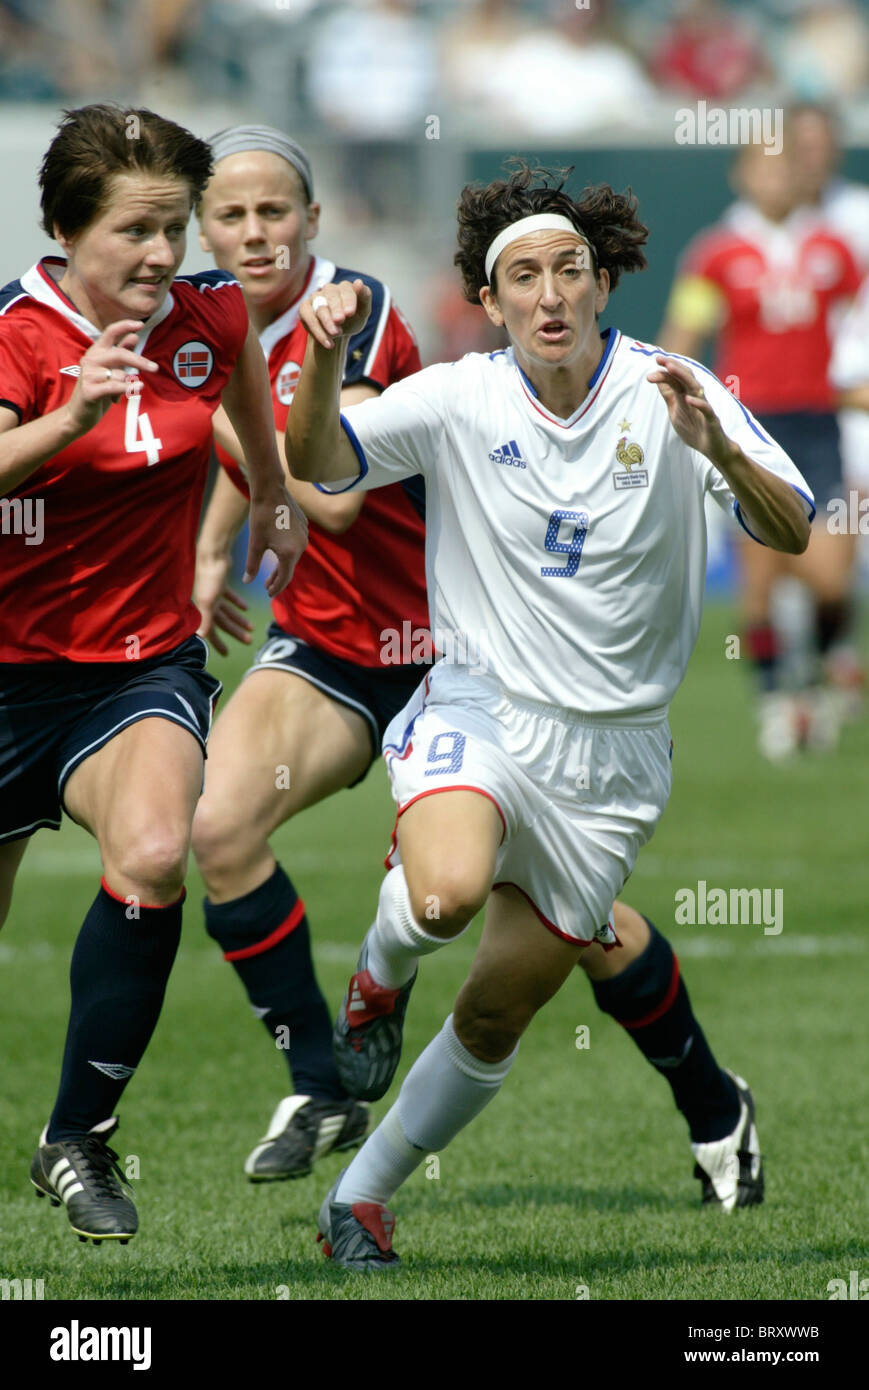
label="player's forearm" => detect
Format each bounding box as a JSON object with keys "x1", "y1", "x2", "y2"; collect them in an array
[
  {"x1": 221, "y1": 327, "x2": 285, "y2": 500},
  {"x1": 0, "y1": 405, "x2": 85, "y2": 497},
  {"x1": 836, "y1": 385, "x2": 869, "y2": 413},
  {"x1": 215, "y1": 404, "x2": 360, "y2": 533},
  {"x1": 196, "y1": 465, "x2": 248, "y2": 560},
  {"x1": 285, "y1": 335, "x2": 355, "y2": 483},
  {"x1": 708, "y1": 439, "x2": 810, "y2": 553}
]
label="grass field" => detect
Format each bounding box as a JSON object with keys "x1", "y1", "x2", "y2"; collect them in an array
[{"x1": 1, "y1": 598, "x2": 867, "y2": 1302}]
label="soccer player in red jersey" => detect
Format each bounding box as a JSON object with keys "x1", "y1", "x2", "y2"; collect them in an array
[
  {"x1": 190, "y1": 126, "x2": 428, "y2": 1181},
  {"x1": 660, "y1": 138, "x2": 860, "y2": 757},
  {"x1": 0, "y1": 105, "x2": 306, "y2": 1244}
]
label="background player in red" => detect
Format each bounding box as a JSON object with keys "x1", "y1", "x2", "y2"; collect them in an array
[
  {"x1": 659, "y1": 138, "x2": 860, "y2": 759},
  {"x1": 190, "y1": 126, "x2": 428, "y2": 1182},
  {"x1": 0, "y1": 104, "x2": 306, "y2": 1245}
]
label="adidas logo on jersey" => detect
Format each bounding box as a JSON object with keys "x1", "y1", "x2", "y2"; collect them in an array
[{"x1": 488, "y1": 440, "x2": 527, "y2": 469}]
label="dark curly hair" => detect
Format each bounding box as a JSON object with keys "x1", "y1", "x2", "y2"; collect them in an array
[
  {"x1": 455, "y1": 159, "x2": 648, "y2": 303},
  {"x1": 40, "y1": 104, "x2": 214, "y2": 240}
]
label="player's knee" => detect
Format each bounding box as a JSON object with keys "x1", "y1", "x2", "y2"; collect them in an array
[
  {"x1": 191, "y1": 800, "x2": 250, "y2": 881},
  {"x1": 110, "y1": 830, "x2": 189, "y2": 902},
  {"x1": 453, "y1": 988, "x2": 527, "y2": 1063},
  {"x1": 407, "y1": 869, "x2": 487, "y2": 937}
]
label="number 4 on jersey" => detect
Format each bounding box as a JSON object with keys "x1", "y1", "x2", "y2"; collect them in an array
[{"x1": 124, "y1": 385, "x2": 163, "y2": 466}]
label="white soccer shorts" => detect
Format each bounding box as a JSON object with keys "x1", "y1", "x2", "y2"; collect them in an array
[{"x1": 382, "y1": 663, "x2": 673, "y2": 947}]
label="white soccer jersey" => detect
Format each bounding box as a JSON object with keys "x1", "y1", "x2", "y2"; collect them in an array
[
  {"x1": 830, "y1": 273, "x2": 869, "y2": 390},
  {"x1": 830, "y1": 273, "x2": 869, "y2": 486},
  {"x1": 820, "y1": 178, "x2": 869, "y2": 271},
  {"x1": 332, "y1": 330, "x2": 814, "y2": 717}
]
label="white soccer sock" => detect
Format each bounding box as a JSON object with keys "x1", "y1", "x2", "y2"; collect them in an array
[
  {"x1": 335, "y1": 1014, "x2": 518, "y2": 1206},
  {"x1": 365, "y1": 865, "x2": 459, "y2": 989}
]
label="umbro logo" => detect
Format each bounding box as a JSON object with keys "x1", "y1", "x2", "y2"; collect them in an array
[
  {"x1": 60, "y1": 365, "x2": 81, "y2": 377},
  {"x1": 88, "y1": 1061, "x2": 136, "y2": 1080},
  {"x1": 488, "y1": 440, "x2": 527, "y2": 469}
]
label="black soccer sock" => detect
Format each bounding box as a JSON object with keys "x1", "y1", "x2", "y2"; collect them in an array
[
  {"x1": 814, "y1": 598, "x2": 851, "y2": 661},
  {"x1": 204, "y1": 863, "x2": 346, "y2": 1103},
  {"x1": 745, "y1": 623, "x2": 780, "y2": 693},
  {"x1": 592, "y1": 920, "x2": 741, "y2": 1143},
  {"x1": 46, "y1": 880, "x2": 184, "y2": 1142}
]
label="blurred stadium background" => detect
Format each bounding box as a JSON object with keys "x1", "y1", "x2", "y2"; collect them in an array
[
  {"x1": 1, "y1": 1, "x2": 868, "y2": 1300},
  {"x1": 5, "y1": 0, "x2": 869, "y2": 590}
]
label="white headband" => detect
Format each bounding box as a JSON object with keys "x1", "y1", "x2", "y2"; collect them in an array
[{"x1": 484, "y1": 213, "x2": 587, "y2": 282}]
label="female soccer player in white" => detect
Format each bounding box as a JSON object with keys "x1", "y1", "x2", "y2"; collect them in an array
[
  {"x1": 0, "y1": 105, "x2": 305, "y2": 1245},
  {"x1": 285, "y1": 165, "x2": 813, "y2": 1270}
]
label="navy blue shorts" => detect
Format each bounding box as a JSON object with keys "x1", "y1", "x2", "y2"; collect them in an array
[
  {"x1": 755, "y1": 411, "x2": 842, "y2": 511},
  {"x1": 248, "y1": 623, "x2": 430, "y2": 784},
  {"x1": 0, "y1": 634, "x2": 222, "y2": 844}
]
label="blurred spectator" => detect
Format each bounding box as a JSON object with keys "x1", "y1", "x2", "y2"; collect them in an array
[
  {"x1": 773, "y1": 1, "x2": 869, "y2": 101},
  {"x1": 440, "y1": 0, "x2": 532, "y2": 119},
  {"x1": 788, "y1": 103, "x2": 869, "y2": 268},
  {"x1": 650, "y1": 0, "x2": 770, "y2": 100},
  {"x1": 0, "y1": 0, "x2": 195, "y2": 100},
  {"x1": 304, "y1": 0, "x2": 437, "y2": 139},
  {"x1": 462, "y1": 0, "x2": 657, "y2": 138},
  {"x1": 149, "y1": 0, "x2": 199, "y2": 66}
]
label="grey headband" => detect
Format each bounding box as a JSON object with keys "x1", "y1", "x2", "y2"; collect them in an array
[{"x1": 207, "y1": 125, "x2": 314, "y2": 201}]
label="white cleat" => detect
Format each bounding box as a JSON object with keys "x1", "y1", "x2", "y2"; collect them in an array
[
  {"x1": 691, "y1": 1070, "x2": 764, "y2": 1212},
  {"x1": 756, "y1": 692, "x2": 802, "y2": 762},
  {"x1": 803, "y1": 685, "x2": 843, "y2": 753}
]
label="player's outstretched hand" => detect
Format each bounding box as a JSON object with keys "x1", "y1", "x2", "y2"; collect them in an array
[
  {"x1": 194, "y1": 550, "x2": 254, "y2": 656},
  {"x1": 648, "y1": 356, "x2": 730, "y2": 461},
  {"x1": 300, "y1": 279, "x2": 372, "y2": 349},
  {"x1": 245, "y1": 487, "x2": 309, "y2": 598},
  {"x1": 67, "y1": 320, "x2": 159, "y2": 434}
]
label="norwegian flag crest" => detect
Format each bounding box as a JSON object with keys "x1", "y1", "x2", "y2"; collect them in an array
[{"x1": 172, "y1": 340, "x2": 214, "y2": 388}]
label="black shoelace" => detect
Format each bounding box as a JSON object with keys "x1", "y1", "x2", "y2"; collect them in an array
[{"x1": 65, "y1": 1136, "x2": 130, "y2": 1202}]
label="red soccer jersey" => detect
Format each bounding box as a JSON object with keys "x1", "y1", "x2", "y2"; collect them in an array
[
  {"x1": 217, "y1": 255, "x2": 428, "y2": 667},
  {"x1": 677, "y1": 203, "x2": 861, "y2": 412},
  {"x1": 0, "y1": 258, "x2": 248, "y2": 662}
]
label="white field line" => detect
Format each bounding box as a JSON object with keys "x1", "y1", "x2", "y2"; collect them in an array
[{"x1": 0, "y1": 934, "x2": 865, "y2": 966}]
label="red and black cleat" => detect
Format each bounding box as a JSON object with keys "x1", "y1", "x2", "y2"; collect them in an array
[
  {"x1": 317, "y1": 1173, "x2": 400, "y2": 1272},
  {"x1": 332, "y1": 935, "x2": 417, "y2": 1101}
]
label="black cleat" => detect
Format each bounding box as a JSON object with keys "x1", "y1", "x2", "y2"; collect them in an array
[
  {"x1": 30, "y1": 1117, "x2": 138, "y2": 1243},
  {"x1": 244, "y1": 1094, "x2": 369, "y2": 1181}
]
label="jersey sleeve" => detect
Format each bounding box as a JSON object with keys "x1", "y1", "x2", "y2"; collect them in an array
[
  {"x1": 682, "y1": 367, "x2": 816, "y2": 538},
  {"x1": 212, "y1": 277, "x2": 249, "y2": 366},
  {"x1": 0, "y1": 317, "x2": 41, "y2": 423},
  {"x1": 182, "y1": 271, "x2": 249, "y2": 370},
  {"x1": 337, "y1": 274, "x2": 391, "y2": 391},
  {"x1": 664, "y1": 232, "x2": 728, "y2": 335},
  {"x1": 830, "y1": 275, "x2": 869, "y2": 389},
  {"x1": 366, "y1": 302, "x2": 423, "y2": 387},
  {"x1": 317, "y1": 363, "x2": 447, "y2": 494}
]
